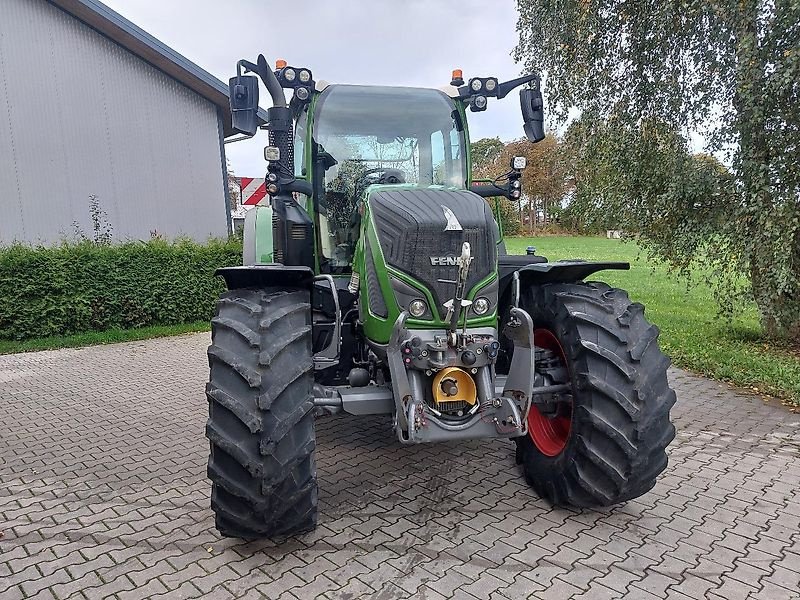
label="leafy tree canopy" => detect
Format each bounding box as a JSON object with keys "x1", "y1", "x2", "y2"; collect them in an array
[
  {"x1": 471, "y1": 137, "x2": 506, "y2": 171},
  {"x1": 471, "y1": 134, "x2": 570, "y2": 234},
  {"x1": 515, "y1": 0, "x2": 800, "y2": 338}
]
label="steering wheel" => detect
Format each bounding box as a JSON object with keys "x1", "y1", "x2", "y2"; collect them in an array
[
  {"x1": 360, "y1": 168, "x2": 406, "y2": 185},
  {"x1": 351, "y1": 168, "x2": 406, "y2": 208}
]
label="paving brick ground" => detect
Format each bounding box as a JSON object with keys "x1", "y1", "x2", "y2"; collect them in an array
[{"x1": 1, "y1": 333, "x2": 799, "y2": 600}]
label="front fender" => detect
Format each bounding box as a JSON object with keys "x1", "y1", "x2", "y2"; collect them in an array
[
  {"x1": 498, "y1": 259, "x2": 630, "y2": 302},
  {"x1": 216, "y1": 265, "x2": 314, "y2": 290}
]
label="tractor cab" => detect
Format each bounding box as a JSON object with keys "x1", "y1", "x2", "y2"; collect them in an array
[{"x1": 299, "y1": 84, "x2": 468, "y2": 273}]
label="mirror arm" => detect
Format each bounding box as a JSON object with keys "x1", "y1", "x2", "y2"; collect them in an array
[
  {"x1": 472, "y1": 184, "x2": 510, "y2": 199},
  {"x1": 454, "y1": 73, "x2": 540, "y2": 102},
  {"x1": 237, "y1": 59, "x2": 259, "y2": 77},
  {"x1": 496, "y1": 73, "x2": 539, "y2": 99}
]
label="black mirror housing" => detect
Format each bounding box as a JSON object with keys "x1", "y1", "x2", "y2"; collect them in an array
[
  {"x1": 520, "y1": 88, "x2": 545, "y2": 143},
  {"x1": 229, "y1": 75, "x2": 260, "y2": 136}
]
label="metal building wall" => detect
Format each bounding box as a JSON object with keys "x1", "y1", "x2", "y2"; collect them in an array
[{"x1": 0, "y1": 0, "x2": 229, "y2": 244}]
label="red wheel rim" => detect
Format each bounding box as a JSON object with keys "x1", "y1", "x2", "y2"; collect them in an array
[{"x1": 527, "y1": 328, "x2": 573, "y2": 457}]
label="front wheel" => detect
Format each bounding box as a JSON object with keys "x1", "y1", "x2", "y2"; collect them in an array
[
  {"x1": 513, "y1": 281, "x2": 676, "y2": 507},
  {"x1": 206, "y1": 287, "x2": 317, "y2": 538}
]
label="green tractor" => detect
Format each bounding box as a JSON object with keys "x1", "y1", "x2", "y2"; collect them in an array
[{"x1": 206, "y1": 54, "x2": 676, "y2": 538}]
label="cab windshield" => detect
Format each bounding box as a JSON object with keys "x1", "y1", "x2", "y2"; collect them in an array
[{"x1": 311, "y1": 85, "x2": 467, "y2": 270}]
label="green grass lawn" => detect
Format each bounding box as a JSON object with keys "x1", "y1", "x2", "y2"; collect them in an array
[{"x1": 506, "y1": 236, "x2": 800, "y2": 406}]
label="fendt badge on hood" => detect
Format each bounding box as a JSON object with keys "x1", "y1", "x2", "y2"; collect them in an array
[{"x1": 430, "y1": 256, "x2": 459, "y2": 266}]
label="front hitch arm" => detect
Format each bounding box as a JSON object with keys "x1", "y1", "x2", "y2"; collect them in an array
[
  {"x1": 502, "y1": 306, "x2": 535, "y2": 429},
  {"x1": 387, "y1": 312, "x2": 413, "y2": 432}
]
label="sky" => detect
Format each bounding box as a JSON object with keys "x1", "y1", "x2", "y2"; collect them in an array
[{"x1": 101, "y1": 0, "x2": 531, "y2": 178}]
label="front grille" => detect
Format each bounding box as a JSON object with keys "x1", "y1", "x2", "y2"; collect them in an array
[{"x1": 369, "y1": 189, "x2": 498, "y2": 318}]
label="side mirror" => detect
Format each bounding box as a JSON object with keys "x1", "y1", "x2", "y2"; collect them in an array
[
  {"x1": 520, "y1": 88, "x2": 545, "y2": 143},
  {"x1": 229, "y1": 75, "x2": 259, "y2": 136}
]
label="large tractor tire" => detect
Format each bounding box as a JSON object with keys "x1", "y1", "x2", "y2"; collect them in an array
[
  {"x1": 205, "y1": 287, "x2": 317, "y2": 539},
  {"x1": 513, "y1": 281, "x2": 676, "y2": 507}
]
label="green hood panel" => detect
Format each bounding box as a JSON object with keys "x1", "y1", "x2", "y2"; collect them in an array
[{"x1": 357, "y1": 186, "x2": 499, "y2": 344}]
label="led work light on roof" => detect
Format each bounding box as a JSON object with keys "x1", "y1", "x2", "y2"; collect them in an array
[
  {"x1": 283, "y1": 68, "x2": 296, "y2": 82},
  {"x1": 470, "y1": 78, "x2": 483, "y2": 92},
  {"x1": 298, "y1": 69, "x2": 311, "y2": 83},
  {"x1": 295, "y1": 86, "x2": 310, "y2": 101},
  {"x1": 470, "y1": 95, "x2": 488, "y2": 112}
]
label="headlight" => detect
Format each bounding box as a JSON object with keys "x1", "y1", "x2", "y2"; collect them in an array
[
  {"x1": 485, "y1": 78, "x2": 497, "y2": 92},
  {"x1": 408, "y1": 299, "x2": 427, "y2": 318},
  {"x1": 284, "y1": 68, "x2": 296, "y2": 82},
  {"x1": 473, "y1": 297, "x2": 491, "y2": 315},
  {"x1": 473, "y1": 95, "x2": 487, "y2": 110},
  {"x1": 295, "y1": 86, "x2": 310, "y2": 101},
  {"x1": 298, "y1": 69, "x2": 311, "y2": 83},
  {"x1": 470, "y1": 78, "x2": 483, "y2": 92}
]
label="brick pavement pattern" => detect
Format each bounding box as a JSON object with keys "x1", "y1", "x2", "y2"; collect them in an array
[{"x1": 1, "y1": 333, "x2": 799, "y2": 600}]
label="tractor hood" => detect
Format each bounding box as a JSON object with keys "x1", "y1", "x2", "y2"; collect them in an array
[{"x1": 367, "y1": 187, "x2": 499, "y2": 320}]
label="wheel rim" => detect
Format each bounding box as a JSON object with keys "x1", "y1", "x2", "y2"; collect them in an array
[{"x1": 527, "y1": 328, "x2": 573, "y2": 457}]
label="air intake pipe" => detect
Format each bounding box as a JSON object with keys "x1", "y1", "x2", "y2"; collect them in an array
[{"x1": 253, "y1": 54, "x2": 313, "y2": 269}]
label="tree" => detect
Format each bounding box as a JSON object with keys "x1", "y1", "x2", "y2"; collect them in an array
[
  {"x1": 471, "y1": 135, "x2": 569, "y2": 235},
  {"x1": 471, "y1": 137, "x2": 505, "y2": 170},
  {"x1": 515, "y1": 1, "x2": 800, "y2": 338},
  {"x1": 504, "y1": 136, "x2": 569, "y2": 233},
  {"x1": 471, "y1": 138, "x2": 521, "y2": 235},
  {"x1": 562, "y1": 115, "x2": 736, "y2": 257}
]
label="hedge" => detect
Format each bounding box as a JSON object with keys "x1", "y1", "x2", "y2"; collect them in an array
[{"x1": 0, "y1": 238, "x2": 242, "y2": 341}]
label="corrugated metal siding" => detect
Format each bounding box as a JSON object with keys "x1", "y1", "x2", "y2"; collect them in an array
[{"x1": 0, "y1": 0, "x2": 228, "y2": 244}]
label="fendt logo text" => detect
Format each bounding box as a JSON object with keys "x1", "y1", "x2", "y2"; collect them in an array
[{"x1": 430, "y1": 256, "x2": 459, "y2": 266}]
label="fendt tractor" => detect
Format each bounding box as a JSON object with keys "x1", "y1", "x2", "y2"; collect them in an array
[{"x1": 205, "y1": 54, "x2": 676, "y2": 538}]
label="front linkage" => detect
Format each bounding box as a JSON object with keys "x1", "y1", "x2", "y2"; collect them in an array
[
  {"x1": 386, "y1": 242, "x2": 535, "y2": 443},
  {"x1": 387, "y1": 305, "x2": 533, "y2": 443}
]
